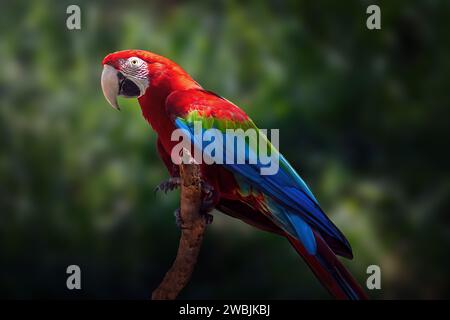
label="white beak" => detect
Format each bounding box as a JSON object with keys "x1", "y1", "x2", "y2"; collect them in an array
[{"x1": 101, "y1": 64, "x2": 120, "y2": 110}]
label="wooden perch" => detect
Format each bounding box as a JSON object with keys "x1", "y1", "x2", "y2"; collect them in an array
[{"x1": 152, "y1": 163, "x2": 206, "y2": 300}]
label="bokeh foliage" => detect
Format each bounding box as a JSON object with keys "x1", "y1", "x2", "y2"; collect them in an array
[{"x1": 0, "y1": 0, "x2": 449, "y2": 299}]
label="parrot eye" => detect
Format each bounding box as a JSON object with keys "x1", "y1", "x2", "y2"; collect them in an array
[{"x1": 128, "y1": 57, "x2": 144, "y2": 68}]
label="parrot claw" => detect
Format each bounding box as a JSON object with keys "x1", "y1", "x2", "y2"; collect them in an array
[
  {"x1": 202, "y1": 212, "x2": 214, "y2": 225},
  {"x1": 173, "y1": 208, "x2": 213, "y2": 227},
  {"x1": 201, "y1": 181, "x2": 214, "y2": 196},
  {"x1": 174, "y1": 208, "x2": 182, "y2": 228},
  {"x1": 155, "y1": 177, "x2": 181, "y2": 194},
  {"x1": 200, "y1": 181, "x2": 215, "y2": 212},
  {"x1": 169, "y1": 180, "x2": 215, "y2": 227},
  {"x1": 200, "y1": 181, "x2": 215, "y2": 225}
]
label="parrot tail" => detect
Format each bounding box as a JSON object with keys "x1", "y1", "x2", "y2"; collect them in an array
[{"x1": 286, "y1": 231, "x2": 368, "y2": 300}]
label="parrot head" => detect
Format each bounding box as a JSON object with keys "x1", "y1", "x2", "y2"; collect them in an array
[{"x1": 101, "y1": 49, "x2": 190, "y2": 110}]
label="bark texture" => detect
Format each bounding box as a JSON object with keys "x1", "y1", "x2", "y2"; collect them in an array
[{"x1": 152, "y1": 163, "x2": 206, "y2": 300}]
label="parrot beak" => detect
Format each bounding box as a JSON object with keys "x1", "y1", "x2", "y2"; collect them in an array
[
  {"x1": 101, "y1": 64, "x2": 121, "y2": 110},
  {"x1": 101, "y1": 64, "x2": 147, "y2": 111}
]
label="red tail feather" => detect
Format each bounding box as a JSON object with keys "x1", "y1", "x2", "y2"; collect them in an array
[{"x1": 286, "y1": 232, "x2": 368, "y2": 300}]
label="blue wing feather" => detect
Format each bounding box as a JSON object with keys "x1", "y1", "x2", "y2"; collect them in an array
[{"x1": 174, "y1": 117, "x2": 351, "y2": 257}]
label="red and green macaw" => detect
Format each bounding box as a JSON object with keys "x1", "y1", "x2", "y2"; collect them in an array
[{"x1": 101, "y1": 49, "x2": 367, "y2": 299}]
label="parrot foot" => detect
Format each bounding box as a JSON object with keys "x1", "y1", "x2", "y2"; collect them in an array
[
  {"x1": 200, "y1": 181, "x2": 214, "y2": 225},
  {"x1": 174, "y1": 208, "x2": 182, "y2": 228},
  {"x1": 169, "y1": 179, "x2": 215, "y2": 227},
  {"x1": 155, "y1": 177, "x2": 181, "y2": 193},
  {"x1": 173, "y1": 208, "x2": 213, "y2": 227},
  {"x1": 155, "y1": 177, "x2": 214, "y2": 199},
  {"x1": 200, "y1": 181, "x2": 215, "y2": 212},
  {"x1": 201, "y1": 212, "x2": 214, "y2": 225}
]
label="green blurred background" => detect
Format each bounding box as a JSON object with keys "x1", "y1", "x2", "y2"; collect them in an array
[{"x1": 0, "y1": 0, "x2": 449, "y2": 299}]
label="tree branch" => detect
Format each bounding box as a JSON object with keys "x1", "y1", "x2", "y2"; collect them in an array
[{"x1": 152, "y1": 163, "x2": 206, "y2": 300}]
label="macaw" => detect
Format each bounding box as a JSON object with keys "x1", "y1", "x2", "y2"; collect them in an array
[{"x1": 101, "y1": 49, "x2": 367, "y2": 299}]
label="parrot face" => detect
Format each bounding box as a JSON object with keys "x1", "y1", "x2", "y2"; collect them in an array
[
  {"x1": 101, "y1": 50, "x2": 198, "y2": 111},
  {"x1": 101, "y1": 52, "x2": 150, "y2": 110}
]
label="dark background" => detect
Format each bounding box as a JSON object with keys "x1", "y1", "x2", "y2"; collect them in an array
[{"x1": 0, "y1": 0, "x2": 449, "y2": 299}]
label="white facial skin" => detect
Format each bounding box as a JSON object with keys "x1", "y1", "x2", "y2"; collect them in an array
[{"x1": 101, "y1": 57, "x2": 149, "y2": 110}]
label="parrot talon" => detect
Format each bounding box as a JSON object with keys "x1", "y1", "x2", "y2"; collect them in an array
[
  {"x1": 168, "y1": 179, "x2": 215, "y2": 228},
  {"x1": 173, "y1": 208, "x2": 212, "y2": 227},
  {"x1": 199, "y1": 181, "x2": 215, "y2": 225},
  {"x1": 200, "y1": 181, "x2": 215, "y2": 212},
  {"x1": 155, "y1": 177, "x2": 181, "y2": 194},
  {"x1": 202, "y1": 212, "x2": 214, "y2": 225},
  {"x1": 201, "y1": 181, "x2": 214, "y2": 195},
  {"x1": 174, "y1": 208, "x2": 182, "y2": 228}
]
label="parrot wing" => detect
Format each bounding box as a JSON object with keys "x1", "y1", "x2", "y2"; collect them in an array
[{"x1": 166, "y1": 89, "x2": 352, "y2": 258}]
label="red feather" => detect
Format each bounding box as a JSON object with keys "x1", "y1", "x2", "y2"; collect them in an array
[{"x1": 103, "y1": 50, "x2": 367, "y2": 299}]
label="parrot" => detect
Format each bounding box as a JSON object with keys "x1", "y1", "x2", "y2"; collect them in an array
[{"x1": 100, "y1": 49, "x2": 367, "y2": 300}]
